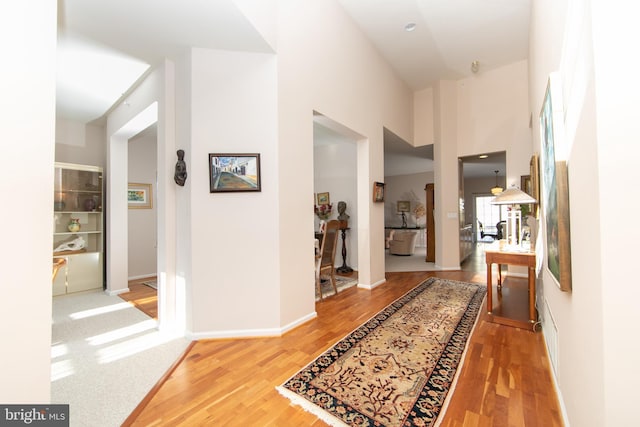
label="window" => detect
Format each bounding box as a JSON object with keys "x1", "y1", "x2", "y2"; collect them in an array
[{"x1": 475, "y1": 195, "x2": 508, "y2": 241}]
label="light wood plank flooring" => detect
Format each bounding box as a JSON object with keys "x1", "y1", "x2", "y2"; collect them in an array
[{"x1": 120, "y1": 255, "x2": 563, "y2": 426}]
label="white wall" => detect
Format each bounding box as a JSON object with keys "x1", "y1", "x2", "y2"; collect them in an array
[
  {"x1": 314, "y1": 142, "x2": 358, "y2": 270},
  {"x1": 187, "y1": 48, "x2": 280, "y2": 336},
  {"x1": 277, "y1": 0, "x2": 414, "y2": 318},
  {"x1": 591, "y1": 3, "x2": 640, "y2": 424},
  {"x1": 0, "y1": 1, "x2": 56, "y2": 402},
  {"x1": 55, "y1": 118, "x2": 106, "y2": 169},
  {"x1": 457, "y1": 60, "x2": 532, "y2": 189},
  {"x1": 529, "y1": 1, "x2": 640, "y2": 425},
  {"x1": 127, "y1": 128, "x2": 157, "y2": 279}
]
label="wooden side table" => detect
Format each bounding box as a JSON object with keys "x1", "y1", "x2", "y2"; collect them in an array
[{"x1": 485, "y1": 244, "x2": 537, "y2": 331}]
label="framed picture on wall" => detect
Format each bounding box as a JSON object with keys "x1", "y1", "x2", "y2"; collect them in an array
[
  {"x1": 127, "y1": 183, "x2": 153, "y2": 209},
  {"x1": 209, "y1": 153, "x2": 261, "y2": 193},
  {"x1": 373, "y1": 182, "x2": 385, "y2": 202},
  {"x1": 539, "y1": 74, "x2": 572, "y2": 292},
  {"x1": 316, "y1": 192, "x2": 330, "y2": 205}
]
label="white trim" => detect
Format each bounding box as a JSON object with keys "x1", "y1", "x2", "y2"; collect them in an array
[
  {"x1": 127, "y1": 274, "x2": 156, "y2": 281},
  {"x1": 105, "y1": 288, "x2": 130, "y2": 296},
  {"x1": 357, "y1": 277, "x2": 386, "y2": 290},
  {"x1": 185, "y1": 312, "x2": 318, "y2": 340}
]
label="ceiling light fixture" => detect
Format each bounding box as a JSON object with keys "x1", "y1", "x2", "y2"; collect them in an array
[
  {"x1": 491, "y1": 170, "x2": 503, "y2": 195},
  {"x1": 404, "y1": 22, "x2": 416, "y2": 32},
  {"x1": 478, "y1": 154, "x2": 488, "y2": 159},
  {"x1": 471, "y1": 60, "x2": 480, "y2": 73}
]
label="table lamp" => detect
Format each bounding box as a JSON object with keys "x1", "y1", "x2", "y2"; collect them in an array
[
  {"x1": 397, "y1": 201, "x2": 410, "y2": 228},
  {"x1": 490, "y1": 186, "x2": 537, "y2": 251}
]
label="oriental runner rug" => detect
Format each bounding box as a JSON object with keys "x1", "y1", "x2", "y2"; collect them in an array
[{"x1": 277, "y1": 277, "x2": 486, "y2": 427}]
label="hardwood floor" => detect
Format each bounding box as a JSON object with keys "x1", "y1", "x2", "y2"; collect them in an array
[
  {"x1": 121, "y1": 255, "x2": 563, "y2": 426},
  {"x1": 120, "y1": 277, "x2": 158, "y2": 319}
]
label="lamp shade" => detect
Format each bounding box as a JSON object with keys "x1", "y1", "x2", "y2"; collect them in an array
[{"x1": 490, "y1": 186, "x2": 537, "y2": 205}]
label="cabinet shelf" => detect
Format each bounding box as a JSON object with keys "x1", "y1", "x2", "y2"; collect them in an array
[
  {"x1": 53, "y1": 162, "x2": 104, "y2": 296},
  {"x1": 54, "y1": 210, "x2": 102, "y2": 214},
  {"x1": 54, "y1": 231, "x2": 102, "y2": 236}
]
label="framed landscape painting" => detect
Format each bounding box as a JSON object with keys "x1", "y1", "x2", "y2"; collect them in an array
[
  {"x1": 209, "y1": 153, "x2": 261, "y2": 193},
  {"x1": 128, "y1": 183, "x2": 152, "y2": 209},
  {"x1": 539, "y1": 74, "x2": 572, "y2": 292}
]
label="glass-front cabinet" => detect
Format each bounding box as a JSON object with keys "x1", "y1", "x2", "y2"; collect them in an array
[{"x1": 52, "y1": 162, "x2": 104, "y2": 296}]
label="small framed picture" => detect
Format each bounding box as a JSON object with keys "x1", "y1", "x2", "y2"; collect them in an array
[
  {"x1": 397, "y1": 200, "x2": 410, "y2": 212},
  {"x1": 373, "y1": 182, "x2": 385, "y2": 202},
  {"x1": 209, "y1": 153, "x2": 261, "y2": 193},
  {"x1": 316, "y1": 192, "x2": 330, "y2": 205},
  {"x1": 128, "y1": 183, "x2": 153, "y2": 209}
]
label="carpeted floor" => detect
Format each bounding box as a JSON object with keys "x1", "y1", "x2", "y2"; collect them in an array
[
  {"x1": 278, "y1": 277, "x2": 486, "y2": 427},
  {"x1": 51, "y1": 290, "x2": 190, "y2": 427},
  {"x1": 385, "y1": 246, "x2": 443, "y2": 272}
]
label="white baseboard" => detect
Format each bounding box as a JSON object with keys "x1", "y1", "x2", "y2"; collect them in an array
[
  {"x1": 186, "y1": 311, "x2": 318, "y2": 340},
  {"x1": 105, "y1": 288, "x2": 130, "y2": 296},
  {"x1": 357, "y1": 277, "x2": 386, "y2": 290}
]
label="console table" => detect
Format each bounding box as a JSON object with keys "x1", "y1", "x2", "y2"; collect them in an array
[{"x1": 485, "y1": 244, "x2": 537, "y2": 331}]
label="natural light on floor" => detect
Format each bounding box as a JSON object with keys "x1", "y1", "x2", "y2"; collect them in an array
[{"x1": 69, "y1": 302, "x2": 132, "y2": 320}]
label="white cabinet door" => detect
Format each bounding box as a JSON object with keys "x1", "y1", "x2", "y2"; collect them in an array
[{"x1": 66, "y1": 253, "x2": 103, "y2": 293}]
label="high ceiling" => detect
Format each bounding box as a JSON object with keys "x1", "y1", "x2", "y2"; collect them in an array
[{"x1": 56, "y1": 0, "x2": 529, "y2": 177}]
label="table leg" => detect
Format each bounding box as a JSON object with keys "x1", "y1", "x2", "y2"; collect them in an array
[
  {"x1": 486, "y1": 261, "x2": 493, "y2": 314},
  {"x1": 336, "y1": 228, "x2": 353, "y2": 274},
  {"x1": 528, "y1": 266, "x2": 536, "y2": 323}
]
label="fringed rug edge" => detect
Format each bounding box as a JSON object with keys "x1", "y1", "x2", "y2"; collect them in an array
[{"x1": 276, "y1": 386, "x2": 349, "y2": 427}]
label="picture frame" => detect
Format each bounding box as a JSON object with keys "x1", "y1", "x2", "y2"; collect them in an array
[
  {"x1": 539, "y1": 75, "x2": 572, "y2": 292},
  {"x1": 373, "y1": 182, "x2": 385, "y2": 202},
  {"x1": 128, "y1": 183, "x2": 153, "y2": 209},
  {"x1": 209, "y1": 153, "x2": 261, "y2": 193},
  {"x1": 529, "y1": 154, "x2": 540, "y2": 218},
  {"x1": 520, "y1": 174, "x2": 535, "y2": 218},
  {"x1": 316, "y1": 192, "x2": 330, "y2": 206},
  {"x1": 397, "y1": 200, "x2": 410, "y2": 213}
]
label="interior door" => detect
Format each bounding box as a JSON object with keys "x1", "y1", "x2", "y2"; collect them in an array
[{"x1": 426, "y1": 183, "x2": 435, "y2": 262}]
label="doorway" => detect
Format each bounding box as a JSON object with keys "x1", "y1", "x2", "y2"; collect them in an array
[
  {"x1": 312, "y1": 113, "x2": 362, "y2": 293},
  {"x1": 127, "y1": 124, "x2": 159, "y2": 311}
]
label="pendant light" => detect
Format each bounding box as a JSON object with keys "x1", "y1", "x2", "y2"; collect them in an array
[{"x1": 491, "y1": 170, "x2": 503, "y2": 195}]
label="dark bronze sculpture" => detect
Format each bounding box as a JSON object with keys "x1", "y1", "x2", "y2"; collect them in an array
[
  {"x1": 337, "y1": 201, "x2": 349, "y2": 221},
  {"x1": 174, "y1": 149, "x2": 187, "y2": 186}
]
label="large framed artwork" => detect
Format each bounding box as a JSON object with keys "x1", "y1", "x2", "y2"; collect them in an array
[
  {"x1": 539, "y1": 74, "x2": 572, "y2": 292},
  {"x1": 209, "y1": 153, "x2": 261, "y2": 193}
]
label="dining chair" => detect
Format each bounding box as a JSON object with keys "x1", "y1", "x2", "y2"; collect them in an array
[{"x1": 315, "y1": 219, "x2": 340, "y2": 299}]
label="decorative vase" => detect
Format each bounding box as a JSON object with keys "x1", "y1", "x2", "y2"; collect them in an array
[
  {"x1": 68, "y1": 218, "x2": 81, "y2": 232},
  {"x1": 84, "y1": 198, "x2": 97, "y2": 211}
]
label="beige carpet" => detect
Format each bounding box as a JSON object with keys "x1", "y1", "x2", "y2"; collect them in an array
[
  {"x1": 51, "y1": 290, "x2": 190, "y2": 426},
  {"x1": 385, "y1": 246, "x2": 443, "y2": 272}
]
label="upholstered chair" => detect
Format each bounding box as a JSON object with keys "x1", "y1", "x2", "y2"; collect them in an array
[{"x1": 388, "y1": 231, "x2": 418, "y2": 256}]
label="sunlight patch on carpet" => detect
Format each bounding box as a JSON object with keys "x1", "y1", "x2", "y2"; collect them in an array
[{"x1": 278, "y1": 277, "x2": 485, "y2": 427}]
